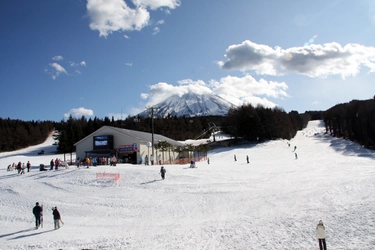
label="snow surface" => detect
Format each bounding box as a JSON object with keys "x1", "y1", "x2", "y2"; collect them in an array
[{"x1": 1, "y1": 120, "x2": 375, "y2": 250}]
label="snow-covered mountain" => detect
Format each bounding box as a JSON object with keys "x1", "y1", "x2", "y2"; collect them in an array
[{"x1": 138, "y1": 93, "x2": 234, "y2": 118}]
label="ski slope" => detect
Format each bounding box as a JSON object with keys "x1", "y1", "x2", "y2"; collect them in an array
[{"x1": 0, "y1": 120, "x2": 375, "y2": 249}]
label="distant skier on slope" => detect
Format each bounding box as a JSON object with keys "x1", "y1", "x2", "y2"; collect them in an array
[
  {"x1": 160, "y1": 166, "x2": 166, "y2": 180},
  {"x1": 316, "y1": 220, "x2": 327, "y2": 250},
  {"x1": 32, "y1": 202, "x2": 43, "y2": 229},
  {"x1": 246, "y1": 155, "x2": 249, "y2": 164}
]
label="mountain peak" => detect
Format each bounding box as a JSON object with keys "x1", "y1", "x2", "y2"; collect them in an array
[{"x1": 138, "y1": 93, "x2": 234, "y2": 118}]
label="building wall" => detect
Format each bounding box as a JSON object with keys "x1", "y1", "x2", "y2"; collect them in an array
[{"x1": 75, "y1": 126, "x2": 185, "y2": 165}]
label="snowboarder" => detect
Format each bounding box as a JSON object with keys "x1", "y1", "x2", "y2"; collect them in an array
[
  {"x1": 246, "y1": 155, "x2": 249, "y2": 164},
  {"x1": 27, "y1": 161, "x2": 31, "y2": 172},
  {"x1": 52, "y1": 206, "x2": 61, "y2": 229},
  {"x1": 316, "y1": 220, "x2": 327, "y2": 250},
  {"x1": 32, "y1": 202, "x2": 43, "y2": 229},
  {"x1": 160, "y1": 166, "x2": 166, "y2": 180}
]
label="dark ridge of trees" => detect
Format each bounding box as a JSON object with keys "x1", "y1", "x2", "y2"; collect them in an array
[
  {"x1": 0, "y1": 103, "x2": 336, "y2": 154},
  {"x1": 0, "y1": 118, "x2": 54, "y2": 152},
  {"x1": 221, "y1": 104, "x2": 311, "y2": 142},
  {"x1": 323, "y1": 99, "x2": 375, "y2": 149}
]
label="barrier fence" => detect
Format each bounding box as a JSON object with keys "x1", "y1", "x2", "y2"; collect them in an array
[{"x1": 96, "y1": 172, "x2": 120, "y2": 182}]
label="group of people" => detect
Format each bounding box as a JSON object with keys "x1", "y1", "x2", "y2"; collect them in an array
[
  {"x1": 7, "y1": 161, "x2": 32, "y2": 174},
  {"x1": 144, "y1": 154, "x2": 162, "y2": 165},
  {"x1": 32, "y1": 202, "x2": 62, "y2": 230},
  {"x1": 233, "y1": 154, "x2": 250, "y2": 164}
]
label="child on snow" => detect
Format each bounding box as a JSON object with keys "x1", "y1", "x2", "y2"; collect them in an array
[{"x1": 160, "y1": 166, "x2": 166, "y2": 180}]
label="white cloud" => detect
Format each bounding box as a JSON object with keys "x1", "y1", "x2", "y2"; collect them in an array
[
  {"x1": 125, "y1": 62, "x2": 133, "y2": 66},
  {"x1": 132, "y1": 0, "x2": 180, "y2": 10},
  {"x1": 152, "y1": 27, "x2": 160, "y2": 35},
  {"x1": 48, "y1": 63, "x2": 68, "y2": 79},
  {"x1": 64, "y1": 107, "x2": 94, "y2": 119},
  {"x1": 156, "y1": 20, "x2": 165, "y2": 25},
  {"x1": 141, "y1": 76, "x2": 288, "y2": 109},
  {"x1": 52, "y1": 55, "x2": 64, "y2": 61},
  {"x1": 219, "y1": 40, "x2": 375, "y2": 79},
  {"x1": 124, "y1": 34, "x2": 130, "y2": 39},
  {"x1": 86, "y1": 0, "x2": 180, "y2": 37},
  {"x1": 70, "y1": 61, "x2": 86, "y2": 67}
]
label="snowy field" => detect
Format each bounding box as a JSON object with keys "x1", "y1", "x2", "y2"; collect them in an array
[{"x1": 1, "y1": 120, "x2": 375, "y2": 250}]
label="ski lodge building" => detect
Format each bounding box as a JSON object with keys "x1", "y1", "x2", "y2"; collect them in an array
[{"x1": 74, "y1": 126, "x2": 187, "y2": 165}]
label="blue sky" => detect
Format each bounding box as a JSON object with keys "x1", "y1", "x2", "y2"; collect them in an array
[{"x1": 1, "y1": 0, "x2": 374, "y2": 122}]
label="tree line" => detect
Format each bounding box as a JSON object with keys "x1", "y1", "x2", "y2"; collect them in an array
[
  {"x1": 323, "y1": 98, "x2": 375, "y2": 149},
  {"x1": 0, "y1": 105, "x2": 322, "y2": 154},
  {"x1": 221, "y1": 104, "x2": 313, "y2": 142},
  {"x1": 0, "y1": 118, "x2": 54, "y2": 152}
]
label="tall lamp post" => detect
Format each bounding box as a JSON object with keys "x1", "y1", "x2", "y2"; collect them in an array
[{"x1": 147, "y1": 106, "x2": 158, "y2": 160}]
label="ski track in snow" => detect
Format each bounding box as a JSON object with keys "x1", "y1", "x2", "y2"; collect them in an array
[{"x1": 0, "y1": 121, "x2": 375, "y2": 249}]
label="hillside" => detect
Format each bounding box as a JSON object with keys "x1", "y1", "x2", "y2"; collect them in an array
[{"x1": 0, "y1": 121, "x2": 375, "y2": 249}]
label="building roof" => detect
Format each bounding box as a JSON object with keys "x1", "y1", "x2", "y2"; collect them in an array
[{"x1": 74, "y1": 126, "x2": 185, "y2": 147}]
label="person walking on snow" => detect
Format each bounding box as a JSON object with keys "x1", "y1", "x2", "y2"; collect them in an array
[
  {"x1": 50, "y1": 159, "x2": 54, "y2": 170},
  {"x1": 27, "y1": 161, "x2": 31, "y2": 172},
  {"x1": 234, "y1": 154, "x2": 237, "y2": 161},
  {"x1": 150, "y1": 155, "x2": 154, "y2": 165},
  {"x1": 246, "y1": 155, "x2": 249, "y2": 164},
  {"x1": 52, "y1": 206, "x2": 61, "y2": 229},
  {"x1": 160, "y1": 166, "x2": 166, "y2": 180},
  {"x1": 316, "y1": 220, "x2": 327, "y2": 250},
  {"x1": 32, "y1": 202, "x2": 43, "y2": 229}
]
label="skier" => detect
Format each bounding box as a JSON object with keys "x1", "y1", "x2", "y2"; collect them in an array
[
  {"x1": 55, "y1": 158, "x2": 59, "y2": 170},
  {"x1": 190, "y1": 160, "x2": 195, "y2": 168},
  {"x1": 52, "y1": 207, "x2": 61, "y2": 229},
  {"x1": 293, "y1": 146, "x2": 297, "y2": 152},
  {"x1": 234, "y1": 154, "x2": 237, "y2": 161},
  {"x1": 207, "y1": 158, "x2": 210, "y2": 164},
  {"x1": 160, "y1": 166, "x2": 166, "y2": 180},
  {"x1": 20, "y1": 163, "x2": 26, "y2": 174},
  {"x1": 17, "y1": 162, "x2": 22, "y2": 174},
  {"x1": 295, "y1": 152, "x2": 298, "y2": 159},
  {"x1": 27, "y1": 161, "x2": 31, "y2": 172},
  {"x1": 32, "y1": 202, "x2": 43, "y2": 229},
  {"x1": 50, "y1": 159, "x2": 54, "y2": 170},
  {"x1": 246, "y1": 155, "x2": 249, "y2": 164},
  {"x1": 316, "y1": 220, "x2": 327, "y2": 250}
]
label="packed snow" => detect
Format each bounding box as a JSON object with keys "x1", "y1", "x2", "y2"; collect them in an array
[{"x1": 1, "y1": 120, "x2": 375, "y2": 250}]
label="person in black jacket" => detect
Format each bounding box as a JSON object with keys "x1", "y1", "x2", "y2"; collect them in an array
[
  {"x1": 32, "y1": 202, "x2": 43, "y2": 229},
  {"x1": 52, "y1": 207, "x2": 61, "y2": 229},
  {"x1": 160, "y1": 166, "x2": 166, "y2": 180}
]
